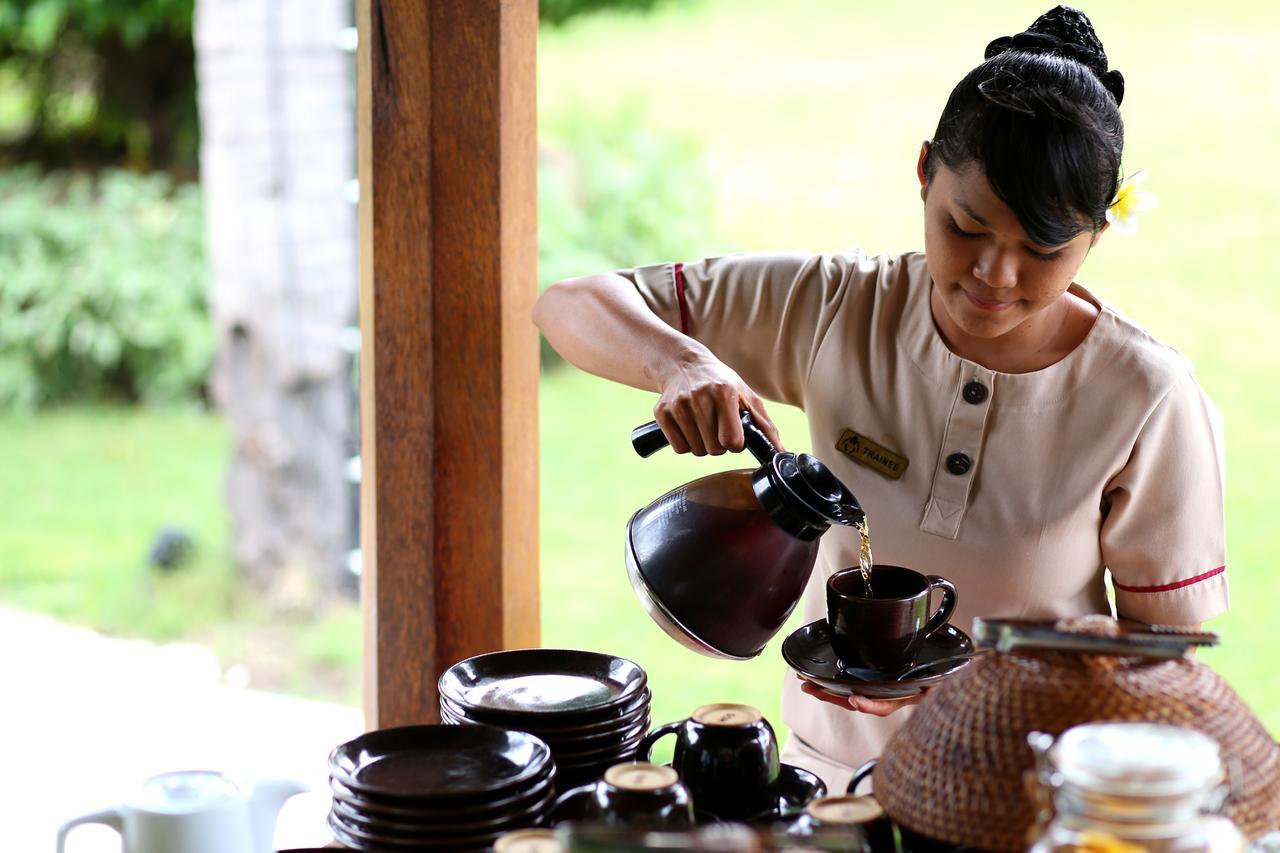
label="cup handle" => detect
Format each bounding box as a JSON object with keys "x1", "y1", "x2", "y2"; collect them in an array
[
  {"x1": 846, "y1": 759, "x2": 877, "y2": 796},
  {"x1": 549, "y1": 782, "x2": 595, "y2": 824},
  {"x1": 922, "y1": 576, "x2": 957, "y2": 639},
  {"x1": 57, "y1": 806, "x2": 124, "y2": 853},
  {"x1": 636, "y1": 720, "x2": 681, "y2": 763}
]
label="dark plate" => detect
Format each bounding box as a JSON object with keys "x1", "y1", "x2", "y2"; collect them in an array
[
  {"x1": 329, "y1": 767, "x2": 554, "y2": 820},
  {"x1": 554, "y1": 764, "x2": 626, "y2": 789},
  {"x1": 542, "y1": 715, "x2": 650, "y2": 751},
  {"x1": 330, "y1": 784, "x2": 555, "y2": 837},
  {"x1": 782, "y1": 620, "x2": 974, "y2": 699},
  {"x1": 550, "y1": 729, "x2": 646, "y2": 763},
  {"x1": 327, "y1": 810, "x2": 506, "y2": 851},
  {"x1": 694, "y1": 763, "x2": 827, "y2": 824},
  {"x1": 441, "y1": 707, "x2": 651, "y2": 751},
  {"x1": 439, "y1": 649, "x2": 647, "y2": 718},
  {"x1": 440, "y1": 688, "x2": 652, "y2": 733},
  {"x1": 328, "y1": 724, "x2": 552, "y2": 801},
  {"x1": 438, "y1": 692, "x2": 650, "y2": 727},
  {"x1": 553, "y1": 754, "x2": 640, "y2": 779},
  {"x1": 553, "y1": 751, "x2": 642, "y2": 777}
]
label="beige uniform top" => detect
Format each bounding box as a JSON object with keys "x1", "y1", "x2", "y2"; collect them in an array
[{"x1": 628, "y1": 249, "x2": 1229, "y2": 789}]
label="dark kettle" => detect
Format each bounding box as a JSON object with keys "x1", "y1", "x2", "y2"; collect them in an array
[{"x1": 625, "y1": 411, "x2": 864, "y2": 660}]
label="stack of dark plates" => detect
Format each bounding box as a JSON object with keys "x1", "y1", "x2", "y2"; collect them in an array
[
  {"x1": 440, "y1": 649, "x2": 651, "y2": 788},
  {"x1": 326, "y1": 724, "x2": 555, "y2": 851}
]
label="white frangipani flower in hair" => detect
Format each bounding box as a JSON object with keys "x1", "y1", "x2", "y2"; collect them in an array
[{"x1": 1106, "y1": 170, "x2": 1158, "y2": 236}]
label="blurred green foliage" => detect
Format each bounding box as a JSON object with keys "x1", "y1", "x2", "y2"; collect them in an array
[
  {"x1": 540, "y1": 0, "x2": 672, "y2": 26},
  {"x1": 540, "y1": 104, "x2": 715, "y2": 289},
  {"x1": 0, "y1": 0, "x2": 677, "y2": 172},
  {"x1": 0, "y1": 168, "x2": 211, "y2": 408},
  {"x1": 0, "y1": 0, "x2": 197, "y2": 171},
  {"x1": 0, "y1": 0, "x2": 192, "y2": 51},
  {"x1": 538, "y1": 104, "x2": 716, "y2": 363}
]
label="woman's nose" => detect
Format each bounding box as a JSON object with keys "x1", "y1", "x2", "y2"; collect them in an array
[{"x1": 973, "y1": 247, "x2": 1018, "y2": 289}]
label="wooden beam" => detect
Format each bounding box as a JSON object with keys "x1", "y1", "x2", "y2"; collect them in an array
[{"x1": 357, "y1": 0, "x2": 539, "y2": 729}]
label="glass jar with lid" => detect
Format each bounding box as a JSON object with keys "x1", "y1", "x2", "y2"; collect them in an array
[{"x1": 1027, "y1": 722, "x2": 1246, "y2": 853}]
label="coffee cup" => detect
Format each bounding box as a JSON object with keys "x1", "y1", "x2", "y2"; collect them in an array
[
  {"x1": 494, "y1": 828, "x2": 565, "y2": 852},
  {"x1": 826, "y1": 565, "x2": 957, "y2": 672},
  {"x1": 636, "y1": 703, "x2": 780, "y2": 820},
  {"x1": 550, "y1": 763, "x2": 693, "y2": 829},
  {"x1": 781, "y1": 795, "x2": 899, "y2": 851}
]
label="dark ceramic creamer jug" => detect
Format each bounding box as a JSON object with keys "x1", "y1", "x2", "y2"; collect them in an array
[{"x1": 625, "y1": 411, "x2": 864, "y2": 660}]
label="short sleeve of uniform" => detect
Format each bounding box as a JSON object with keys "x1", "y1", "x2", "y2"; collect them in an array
[
  {"x1": 626, "y1": 250, "x2": 858, "y2": 408},
  {"x1": 1102, "y1": 371, "x2": 1229, "y2": 625}
]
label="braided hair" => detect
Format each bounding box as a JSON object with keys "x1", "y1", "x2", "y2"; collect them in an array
[{"x1": 925, "y1": 6, "x2": 1124, "y2": 246}]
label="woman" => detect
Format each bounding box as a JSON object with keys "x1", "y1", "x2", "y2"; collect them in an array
[{"x1": 533, "y1": 6, "x2": 1228, "y2": 791}]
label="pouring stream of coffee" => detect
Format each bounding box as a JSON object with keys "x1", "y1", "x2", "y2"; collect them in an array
[{"x1": 856, "y1": 518, "x2": 873, "y2": 597}]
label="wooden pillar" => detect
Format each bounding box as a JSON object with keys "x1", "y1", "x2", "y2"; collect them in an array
[{"x1": 356, "y1": 0, "x2": 539, "y2": 729}]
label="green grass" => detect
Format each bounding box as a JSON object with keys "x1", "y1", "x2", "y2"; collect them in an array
[
  {"x1": 0, "y1": 406, "x2": 234, "y2": 634},
  {"x1": 0, "y1": 0, "x2": 1276, "y2": 738},
  {"x1": 0, "y1": 406, "x2": 362, "y2": 704}
]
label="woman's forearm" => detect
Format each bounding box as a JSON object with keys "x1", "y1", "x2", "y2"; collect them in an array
[{"x1": 533, "y1": 272, "x2": 712, "y2": 392}]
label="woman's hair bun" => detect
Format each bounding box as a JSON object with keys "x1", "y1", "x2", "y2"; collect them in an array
[
  {"x1": 984, "y1": 5, "x2": 1123, "y2": 104},
  {"x1": 1101, "y1": 68, "x2": 1125, "y2": 105}
]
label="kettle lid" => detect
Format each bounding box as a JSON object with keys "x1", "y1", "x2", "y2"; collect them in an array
[
  {"x1": 136, "y1": 770, "x2": 239, "y2": 813},
  {"x1": 771, "y1": 452, "x2": 864, "y2": 528}
]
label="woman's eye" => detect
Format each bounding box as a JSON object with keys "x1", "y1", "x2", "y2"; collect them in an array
[
  {"x1": 946, "y1": 217, "x2": 981, "y2": 239},
  {"x1": 1027, "y1": 248, "x2": 1065, "y2": 263}
]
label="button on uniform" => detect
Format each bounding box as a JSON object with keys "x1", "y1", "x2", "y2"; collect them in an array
[
  {"x1": 963, "y1": 380, "x2": 989, "y2": 405},
  {"x1": 922, "y1": 369, "x2": 992, "y2": 537}
]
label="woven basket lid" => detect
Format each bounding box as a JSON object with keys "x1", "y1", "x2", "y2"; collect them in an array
[{"x1": 873, "y1": 616, "x2": 1280, "y2": 851}]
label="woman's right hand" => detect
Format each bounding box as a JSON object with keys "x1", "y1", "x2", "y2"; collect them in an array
[
  {"x1": 799, "y1": 678, "x2": 929, "y2": 717},
  {"x1": 652, "y1": 349, "x2": 783, "y2": 456}
]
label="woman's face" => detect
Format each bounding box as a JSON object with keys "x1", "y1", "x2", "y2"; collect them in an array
[{"x1": 918, "y1": 145, "x2": 1102, "y2": 344}]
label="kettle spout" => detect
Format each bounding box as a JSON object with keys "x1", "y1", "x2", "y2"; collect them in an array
[{"x1": 246, "y1": 777, "x2": 308, "y2": 852}]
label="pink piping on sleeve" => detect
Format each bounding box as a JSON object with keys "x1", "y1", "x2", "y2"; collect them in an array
[
  {"x1": 1113, "y1": 565, "x2": 1226, "y2": 594},
  {"x1": 674, "y1": 262, "x2": 690, "y2": 336}
]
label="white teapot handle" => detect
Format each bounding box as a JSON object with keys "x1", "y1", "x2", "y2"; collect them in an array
[{"x1": 57, "y1": 806, "x2": 123, "y2": 853}]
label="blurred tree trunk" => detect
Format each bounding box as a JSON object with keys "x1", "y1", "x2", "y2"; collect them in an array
[{"x1": 194, "y1": 0, "x2": 357, "y2": 602}]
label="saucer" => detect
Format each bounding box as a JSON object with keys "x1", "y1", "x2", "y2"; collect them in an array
[
  {"x1": 329, "y1": 768, "x2": 554, "y2": 820},
  {"x1": 439, "y1": 649, "x2": 647, "y2": 717},
  {"x1": 695, "y1": 763, "x2": 827, "y2": 823},
  {"x1": 440, "y1": 688, "x2": 652, "y2": 734},
  {"x1": 782, "y1": 620, "x2": 975, "y2": 699},
  {"x1": 329, "y1": 724, "x2": 552, "y2": 801}
]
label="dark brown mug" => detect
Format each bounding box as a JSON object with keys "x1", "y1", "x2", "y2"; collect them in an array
[
  {"x1": 549, "y1": 763, "x2": 693, "y2": 829},
  {"x1": 826, "y1": 565, "x2": 957, "y2": 672},
  {"x1": 781, "y1": 795, "x2": 900, "y2": 852},
  {"x1": 636, "y1": 703, "x2": 780, "y2": 820}
]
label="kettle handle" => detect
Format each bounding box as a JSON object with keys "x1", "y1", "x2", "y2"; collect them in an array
[
  {"x1": 631, "y1": 411, "x2": 777, "y2": 465},
  {"x1": 57, "y1": 806, "x2": 124, "y2": 853}
]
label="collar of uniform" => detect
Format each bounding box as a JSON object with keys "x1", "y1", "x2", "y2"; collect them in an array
[{"x1": 895, "y1": 252, "x2": 1124, "y2": 409}]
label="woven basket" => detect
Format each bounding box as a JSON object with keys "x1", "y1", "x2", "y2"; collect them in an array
[{"x1": 872, "y1": 618, "x2": 1280, "y2": 851}]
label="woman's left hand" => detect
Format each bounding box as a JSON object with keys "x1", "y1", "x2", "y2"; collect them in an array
[{"x1": 799, "y1": 678, "x2": 929, "y2": 717}]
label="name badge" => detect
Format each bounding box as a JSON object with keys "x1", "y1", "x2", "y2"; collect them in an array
[{"x1": 835, "y1": 429, "x2": 909, "y2": 481}]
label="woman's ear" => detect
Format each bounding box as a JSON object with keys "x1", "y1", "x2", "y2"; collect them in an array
[
  {"x1": 1091, "y1": 220, "x2": 1110, "y2": 247},
  {"x1": 917, "y1": 140, "x2": 932, "y2": 201}
]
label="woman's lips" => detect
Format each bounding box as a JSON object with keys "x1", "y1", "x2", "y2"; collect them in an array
[{"x1": 964, "y1": 290, "x2": 1015, "y2": 312}]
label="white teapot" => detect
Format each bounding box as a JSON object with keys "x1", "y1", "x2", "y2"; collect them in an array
[{"x1": 57, "y1": 770, "x2": 307, "y2": 853}]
